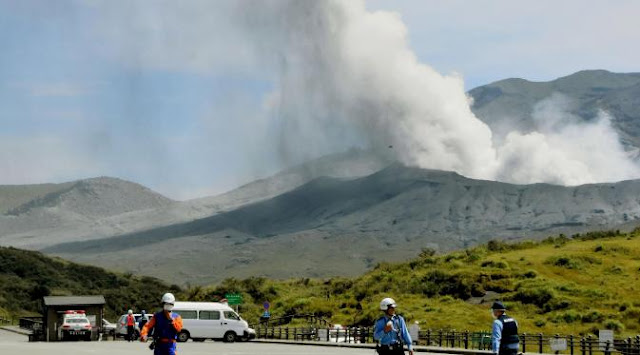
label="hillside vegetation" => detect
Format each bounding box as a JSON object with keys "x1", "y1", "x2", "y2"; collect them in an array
[
  {"x1": 187, "y1": 230, "x2": 640, "y2": 336},
  {"x1": 2, "y1": 230, "x2": 639, "y2": 336},
  {"x1": 0, "y1": 246, "x2": 180, "y2": 321}
]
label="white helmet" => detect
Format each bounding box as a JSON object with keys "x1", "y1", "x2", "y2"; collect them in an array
[
  {"x1": 380, "y1": 297, "x2": 397, "y2": 311},
  {"x1": 162, "y1": 292, "x2": 176, "y2": 304},
  {"x1": 128, "y1": 309, "x2": 133, "y2": 314}
]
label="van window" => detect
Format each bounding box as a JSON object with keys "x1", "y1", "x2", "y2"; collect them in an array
[
  {"x1": 223, "y1": 311, "x2": 240, "y2": 321},
  {"x1": 174, "y1": 310, "x2": 197, "y2": 320},
  {"x1": 199, "y1": 311, "x2": 220, "y2": 320}
]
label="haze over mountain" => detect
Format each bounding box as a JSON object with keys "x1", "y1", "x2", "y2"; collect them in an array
[
  {"x1": 469, "y1": 70, "x2": 640, "y2": 153},
  {"x1": 0, "y1": 149, "x2": 390, "y2": 249},
  {"x1": 3, "y1": 70, "x2": 640, "y2": 285},
  {"x1": 43, "y1": 163, "x2": 640, "y2": 285}
]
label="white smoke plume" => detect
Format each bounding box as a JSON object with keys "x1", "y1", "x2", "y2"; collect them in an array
[
  {"x1": 495, "y1": 93, "x2": 640, "y2": 184},
  {"x1": 238, "y1": 0, "x2": 640, "y2": 185}
]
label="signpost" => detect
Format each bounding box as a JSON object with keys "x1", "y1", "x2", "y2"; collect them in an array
[
  {"x1": 550, "y1": 338, "x2": 568, "y2": 353},
  {"x1": 260, "y1": 301, "x2": 271, "y2": 324},
  {"x1": 599, "y1": 330, "x2": 614, "y2": 351},
  {"x1": 225, "y1": 293, "x2": 243, "y2": 313},
  {"x1": 225, "y1": 293, "x2": 243, "y2": 306}
]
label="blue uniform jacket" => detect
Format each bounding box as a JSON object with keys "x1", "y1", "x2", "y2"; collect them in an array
[{"x1": 374, "y1": 314, "x2": 413, "y2": 351}]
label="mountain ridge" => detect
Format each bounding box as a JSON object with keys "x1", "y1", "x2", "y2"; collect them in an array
[{"x1": 44, "y1": 164, "x2": 640, "y2": 284}]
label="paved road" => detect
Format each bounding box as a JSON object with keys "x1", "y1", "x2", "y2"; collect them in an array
[{"x1": 0, "y1": 329, "x2": 376, "y2": 355}]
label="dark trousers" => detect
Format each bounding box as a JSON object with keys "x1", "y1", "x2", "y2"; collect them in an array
[
  {"x1": 376, "y1": 343, "x2": 405, "y2": 355},
  {"x1": 154, "y1": 342, "x2": 177, "y2": 355},
  {"x1": 127, "y1": 325, "x2": 134, "y2": 341},
  {"x1": 499, "y1": 348, "x2": 518, "y2": 355}
]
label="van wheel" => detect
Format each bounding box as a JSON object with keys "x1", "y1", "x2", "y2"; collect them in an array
[
  {"x1": 177, "y1": 330, "x2": 190, "y2": 343},
  {"x1": 223, "y1": 331, "x2": 237, "y2": 343},
  {"x1": 222, "y1": 332, "x2": 237, "y2": 343}
]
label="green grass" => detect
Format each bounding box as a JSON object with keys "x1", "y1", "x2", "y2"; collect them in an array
[
  {"x1": 186, "y1": 230, "x2": 640, "y2": 336},
  {"x1": 3, "y1": 229, "x2": 639, "y2": 336}
]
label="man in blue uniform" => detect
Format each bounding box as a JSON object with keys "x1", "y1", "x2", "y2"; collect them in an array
[
  {"x1": 141, "y1": 293, "x2": 183, "y2": 355},
  {"x1": 374, "y1": 297, "x2": 414, "y2": 355},
  {"x1": 491, "y1": 301, "x2": 519, "y2": 355}
]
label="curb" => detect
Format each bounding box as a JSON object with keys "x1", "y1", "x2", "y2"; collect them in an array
[
  {"x1": 0, "y1": 326, "x2": 32, "y2": 336},
  {"x1": 251, "y1": 339, "x2": 495, "y2": 354}
]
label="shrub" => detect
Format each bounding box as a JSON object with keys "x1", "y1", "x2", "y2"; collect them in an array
[
  {"x1": 545, "y1": 256, "x2": 582, "y2": 270},
  {"x1": 480, "y1": 260, "x2": 509, "y2": 269},
  {"x1": 624, "y1": 307, "x2": 640, "y2": 318},
  {"x1": 487, "y1": 240, "x2": 507, "y2": 252},
  {"x1": 511, "y1": 284, "x2": 555, "y2": 308},
  {"x1": 559, "y1": 310, "x2": 581, "y2": 323},
  {"x1": 582, "y1": 311, "x2": 604, "y2": 323},
  {"x1": 544, "y1": 299, "x2": 571, "y2": 312},
  {"x1": 607, "y1": 266, "x2": 624, "y2": 275},
  {"x1": 604, "y1": 319, "x2": 625, "y2": 331},
  {"x1": 522, "y1": 270, "x2": 538, "y2": 279},
  {"x1": 419, "y1": 248, "x2": 436, "y2": 258}
]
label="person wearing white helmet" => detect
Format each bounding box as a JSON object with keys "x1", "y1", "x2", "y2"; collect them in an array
[
  {"x1": 374, "y1": 297, "x2": 414, "y2": 355},
  {"x1": 140, "y1": 293, "x2": 183, "y2": 355},
  {"x1": 126, "y1": 309, "x2": 135, "y2": 342}
]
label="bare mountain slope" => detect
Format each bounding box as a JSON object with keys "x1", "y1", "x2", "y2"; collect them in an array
[
  {"x1": 0, "y1": 182, "x2": 75, "y2": 215},
  {"x1": 0, "y1": 177, "x2": 174, "y2": 245},
  {"x1": 45, "y1": 165, "x2": 640, "y2": 285},
  {"x1": 0, "y1": 149, "x2": 389, "y2": 249}
]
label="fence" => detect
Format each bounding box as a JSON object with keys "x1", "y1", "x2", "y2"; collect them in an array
[
  {"x1": 0, "y1": 316, "x2": 12, "y2": 325},
  {"x1": 255, "y1": 326, "x2": 640, "y2": 355},
  {"x1": 19, "y1": 317, "x2": 43, "y2": 331},
  {"x1": 257, "y1": 313, "x2": 329, "y2": 327}
]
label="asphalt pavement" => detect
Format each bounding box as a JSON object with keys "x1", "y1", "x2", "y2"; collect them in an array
[{"x1": 0, "y1": 329, "x2": 377, "y2": 355}]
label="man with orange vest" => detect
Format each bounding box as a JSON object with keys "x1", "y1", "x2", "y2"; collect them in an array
[
  {"x1": 126, "y1": 309, "x2": 135, "y2": 342},
  {"x1": 141, "y1": 293, "x2": 183, "y2": 355}
]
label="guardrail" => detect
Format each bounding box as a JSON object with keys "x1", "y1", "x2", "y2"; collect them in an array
[
  {"x1": 19, "y1": 317, "x2": 43, "y2": 331},
  {"x1": 19, "y1": 317, "x2": 45, "y2": 342},
  {"x1": 255, "y1": 327, "x2": 640, "y2": 355},
  {"x1": 256, "y1": 314, "x2": 329, "y2": 327}
]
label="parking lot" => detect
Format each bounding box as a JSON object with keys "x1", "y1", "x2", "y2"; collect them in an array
[{"x1": 0, "y1": 329, "x2": 376, "y2": 355}]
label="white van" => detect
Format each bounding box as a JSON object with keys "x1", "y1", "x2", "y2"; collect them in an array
[{"x1": 171, "y1": 302, "x2": 255, "y2": 343}]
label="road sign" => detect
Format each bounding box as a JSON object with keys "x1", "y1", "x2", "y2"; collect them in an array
[
  {"x1": 263, "y1": 301, "x2": 270, "y2": 310},
  {"x1": 599, "y1": 330, "x2": 614, "y2": 350},
  {"x1": 550, "y1": 338, "x2": 567, "y2": 352},
  {"x1": 225, "y1": 293, "x2": 243, "y2": 305}
]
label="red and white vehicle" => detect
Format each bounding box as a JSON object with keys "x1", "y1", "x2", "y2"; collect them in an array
[{"x1": 58, "y1": 310, "x2": 92, "y2": 341}]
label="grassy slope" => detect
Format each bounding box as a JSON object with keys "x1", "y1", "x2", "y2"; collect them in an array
[
  {"x1": 190, "y1": 230, "x2": 640, "y2": 336},
  {"x1": 0, "y1": 246, "x2": 181, "y2": 321},
  {"x1": 2, "y1": 231, "x2": 638, "y2": 336}
]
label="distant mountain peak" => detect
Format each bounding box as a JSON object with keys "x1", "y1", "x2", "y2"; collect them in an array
[{"x1": 4, "y1": 176, "x2": 173, "y2": 218}]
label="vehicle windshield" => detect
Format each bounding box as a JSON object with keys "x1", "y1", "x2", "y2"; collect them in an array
[
  {"x1": 223, "y1": 311, "x2": 240, "y2": 320},
  {"x1": 67, "y1": 318, "x2": 89, "y2": 324}
]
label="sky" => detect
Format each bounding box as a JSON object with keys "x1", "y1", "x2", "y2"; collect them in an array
[{"x1": 1, "y1": 0, "x2": 639, "y2": 200}]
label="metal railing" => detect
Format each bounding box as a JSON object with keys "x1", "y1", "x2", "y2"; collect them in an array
[
  {"x1": 255, "y1": 327, "x2": 640, "y2": 355},
  {"x1": 0, "y1": 316, "x2": 12, "y2": 325},
  {"x1": 19, "y1": 317, "x2": 43, "y2": 331},
  {"x1": 255, "y1": 314, "x2": 329, "y2": 327}
]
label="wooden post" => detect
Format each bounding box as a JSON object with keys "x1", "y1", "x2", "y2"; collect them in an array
[
  {"x1": 464, "y1": 330, "x2": 469, "y2": 349},
  {"x1": 570, "y1": 335, "x2": 575, "y2": 355}
]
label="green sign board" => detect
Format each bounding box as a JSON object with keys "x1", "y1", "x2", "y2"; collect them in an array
[{"x1": 225, "y1": 293, "x2": 243, "y2": 305}]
